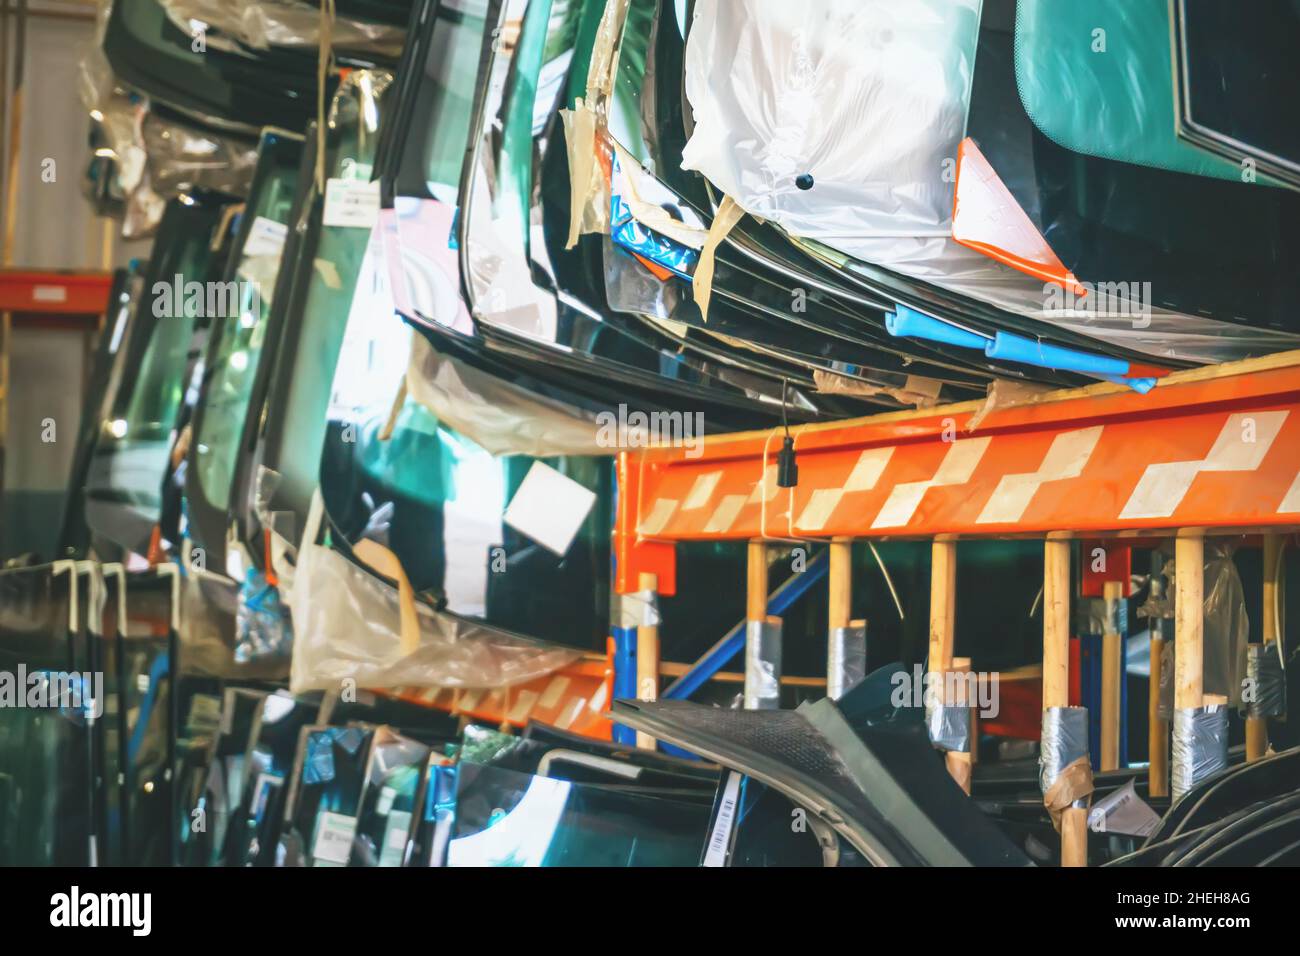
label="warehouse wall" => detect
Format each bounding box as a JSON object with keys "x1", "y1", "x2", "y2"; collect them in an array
[{"x1": 1, "y1": 2, "x2": 147, "y2": 560}]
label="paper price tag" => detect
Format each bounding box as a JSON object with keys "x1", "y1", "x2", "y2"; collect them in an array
[{"x1": 323, "y1": 178, "x2": 380, "y2": 228}]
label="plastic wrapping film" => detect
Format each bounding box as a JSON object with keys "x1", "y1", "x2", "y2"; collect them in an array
[
  {"x1": 234, "y1": 568, "x2": 293, "y2": 664},
  {"x1": 1039, "y1": 705, "x2": 1093, "y2": 829},
  {"x1": 158, "y1": 0, "x2": 405, "y2": 56},
  {"x1": 1244, "y1": 643, "x2": 1287, "y2": 720},
  {"x1": 680, "y1": 0, "x2": 982, "y2": 254},
  {"x1": 176, "y1": 566, "x2": 289, "y2": 679},
  {"x1": 1202, "y1": 543, "x2": 1250, "y2": 707},
  {"x1": 288, "y1": 539, "x2": 580, "y2": 695},
  {"x1": 925, "y1": 701, "x2": 971, "y2": 754},
  {"x1": 602, "y1": 236, "x2": 684, "y2": 320},
  {"x1": 1172, "y1": 705, "x2": 1229, "y2": 802},
  {"x1": 366, "y1": 726, "x2": 430, "y2": 786},
  {"x1": 743, "y1": 618, "x2": 782, "y2": 710},
  {"x1": 78, "y1": 37, "x2": 257, "y2": 237},
  {"x1": 841, "y1": 234, "x2": 1300, "y2": 366},
  {"x1": 826, "y1": 624, "x2": 867, "y2": 701},
  {"x1": 405, "y1": 333, "x2": 608, "y2": 458}
]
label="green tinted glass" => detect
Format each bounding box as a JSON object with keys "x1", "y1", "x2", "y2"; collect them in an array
[{"x1": 195, "y1": 142, "x2": 301, "y2": 511}]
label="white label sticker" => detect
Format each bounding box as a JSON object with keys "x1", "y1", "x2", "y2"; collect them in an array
[
  {"x1": 311, "y1": 810, "x2": 357, "y2": 866},
  {"x1": 378, "y1": 809, "x2": 413, "y2": 867},
  {"x1": 702, "y1": 771, "x2": 743, "y2": 867},
  {"x1": 32, "y1": 285, "x2": 68, "y2": 303},
  {"x1": 502, "y1": 461, "x2": 597, "y2": 557},
  {"x1": 323, "y1": 178, "x2": 380, "y2": 228},
  {"x1": 243, "y1": 215, "x2": 288, "y2": 257},
  {"x1": 376, "y1": 786, "x2": 397, "y2": 817}
]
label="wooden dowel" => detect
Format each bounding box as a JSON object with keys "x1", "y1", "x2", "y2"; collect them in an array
[
  {"x1": 1247, "y1": 534, "x2": 1282, "y2": 761},
  {"x1": 1043, "y1": 539, "x2": 1086, "y2": 867},
  {"x1": 828, "y1": 539, "x2": 852, "y2": 632},
  {"x1": 929, "y1": 541, "x2": 956, "y2": 674},
  {"x1": 1174, "y1": 536, "x2": 1204, "y2": 712},
  {"x1": 1100, "y1": 580, "x2": 1123, "y2": 771},
  {"x1": 930, "y1": 541, "x2": 966, "y2": 790},
  {"x1": 1148, "y1": 629, "x2": 1169, "y2": 797},
  {"x1": 747, "y1": 540, "x2": 768, "y2": 623},
  {"x1": 635, "y1": 571, "x2": 660, "y2": 750}
]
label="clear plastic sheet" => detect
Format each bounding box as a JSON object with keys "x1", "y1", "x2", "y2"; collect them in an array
[
  {"x1": 79, "y1": 42, "x2": 257, "y2": 237},
  {"x1": 680, "y1": 0, "x2": 982, "y2": 251},
  {"x1": 177, "y1": 567, "x2": 290, "y2": 679},
  {"x1": 1172, "y1": 705, "x2": 1229, "y2": 802},
  {"x1": 234, "y1": 568, "x2": 293, "y2": 664},
  {"x1": 602, "y1": 236, "x2": 683, "y2": 321},
  {"x1": 404, "y1": 333, "x2": 607, "y2": 458},
  {"x1": 288, "y1": 540, "x2": 580, "y2": 695},
  {"x1": 840, "y1": 235, "x2": 1300, "y2": 366},
  {"x1": 1201, "y1": 544, "x2": 1250, "y2": 707},
  {"x1": 158, "y1": 0, "x2": 405, "y2": 56},
  {"x1": 827, "y1": 624, "x2": 867, "y2": 701},
  {"x1": 1244, "y1": 643, "x2": 1287, "y2": 720},
  {"x1": 743, "y1": 619, "x2": 782, "y2": 710}
]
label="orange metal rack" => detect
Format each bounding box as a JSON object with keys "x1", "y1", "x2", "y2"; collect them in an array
[
  {"x1": 616, "y1": 349, "x2": 1300, "y2": 590},
  {"x1": 613, "y1": 348, "x2": 1300, "y2": 867}
]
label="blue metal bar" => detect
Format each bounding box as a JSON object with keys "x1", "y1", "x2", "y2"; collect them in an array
[
  {"x1": 663, "y1": 548, "x2": 830, "y2": 700},
  {"x1": 610, "y1": 625, "x2": 638, "y2": 745}
]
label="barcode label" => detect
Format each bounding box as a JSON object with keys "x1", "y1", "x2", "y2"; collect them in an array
[
  {"x1": 311, "y1": 810, "x2": 357, "y2": 866},
  {"x1": 702, "y1": 772, "x2": 743, "y2": 867}
]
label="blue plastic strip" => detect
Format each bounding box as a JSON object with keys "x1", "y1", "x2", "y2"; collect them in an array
[
  {"x1": 885, "y1": 304, "x2": 989, "y2": 350},
  {"x1": 609, "y1": 157, "x2": 698, "y2": 279},
  {"x1": 663, "y1": 549, "x2": 830, "y2": 701},
  {"x1": 985, "y1": 330, "x2": 1131, "y2": 377},
  {"x1": 1097, "y1": 373, "x2": 1157, "y2": 394}
]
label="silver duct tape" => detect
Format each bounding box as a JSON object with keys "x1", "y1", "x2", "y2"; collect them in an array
[
  {"x1": 1157, "y1": 640, "x2": 1175, "y2": 723},
  {"x1": 827, "y1": 624, "x2": 867, "y2": 701},
  {"x1": 1172, "y1": 705, "x2": 1229, "y2": 802},
  {"x1": 744, "y1": 619, "x2": 782, "y2": 710},
  {"x1": 1244, "y1": 644, "x2": 1286, "y2": 719},
  {"x1": 925, "y1": 701, "x2": 971, "y2": 753},
  {"x1": 618, "y1": 590, "x2": 661, "y2": 629},
  {"x1": 1039, "y1": 706, "x2": 1089, "y2": 807}
]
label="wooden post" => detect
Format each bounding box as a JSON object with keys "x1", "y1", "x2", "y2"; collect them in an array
[
  {"x1": 929, "y1": 541, "x2": 956, "y2": 673},
  {"x1": 747, "y1": 540, "x2": 768, "y2": 623},
  {"x1": 635, "y1": 571, "x2": 660, "y2": 750},
  {"x1": 1247, "y1": 534, "x2": 1282, "y2": 761},
  {"x1": 1100, "y1": 580, "x2": 1123, "y2": 771},
  {"x1": 1044, "y1": 538, "x2": 1086, "y2": 866},
  {"x1": 1174, "y1": 537, "x2": 1204, "y2": 710},
  {"x1": 829, "y1": 539, "x2": 852, "y2": 634},
  {"x1": 1148, "y1": 625, "x2": 1169, "y2": 797},
  {"x1": 1172, "y1": 535, "x2": 1204, "y2": 798},
  {"x1": 929, "y1": 541, "x2": 970, "y2": 789}
]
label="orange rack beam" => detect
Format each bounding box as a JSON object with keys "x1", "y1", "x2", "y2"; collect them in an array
[
  {"x1": 616, "y1": 350, "x2": 1300, "y2": 594},
  {"x1": 387, "y1": 654, "x2": 615, "y2": 739},
  {"x1": 0, "y1": 269, "x2": 113, "y2": 319}
]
